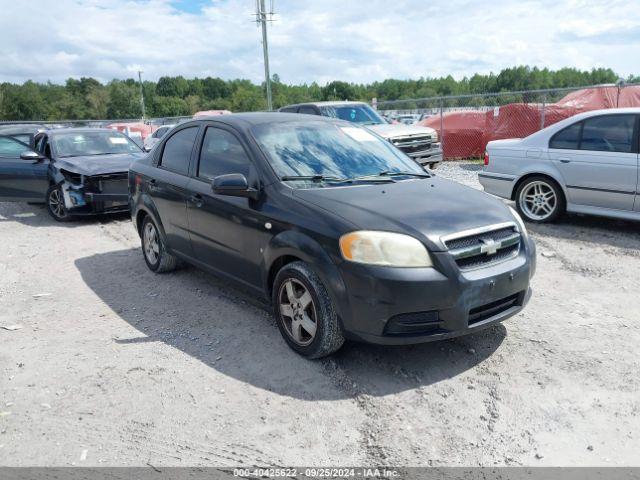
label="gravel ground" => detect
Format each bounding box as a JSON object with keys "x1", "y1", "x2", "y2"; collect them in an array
[{"x1": 0, "y1": 161, "x2": 639, "y2": 467}]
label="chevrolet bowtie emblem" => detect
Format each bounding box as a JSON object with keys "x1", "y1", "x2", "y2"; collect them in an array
[{"x1": 479, "y1": 238, "x2": 500, "y2": 255}]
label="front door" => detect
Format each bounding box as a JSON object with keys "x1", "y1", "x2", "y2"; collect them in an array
[
  {"x1": 186, "y1": 125, "x2": 270, "y2": 289},
  {"x1": 0, "y1": 135, "x2": 49, "y2": 202},
  {"x1": 151, "y1": 125, "x2": 200, "y2": 257},
  {"x1": 549, "y1": 114, "x2": 638, "y2": 211}
]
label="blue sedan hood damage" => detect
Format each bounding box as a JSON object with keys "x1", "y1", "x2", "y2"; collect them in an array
[
  {"x1": 55, "y1": 153, "x2": 144, "y2": 176},
  {"x1": 292, "y1": 177, "x2": 515, "y2": 251}
]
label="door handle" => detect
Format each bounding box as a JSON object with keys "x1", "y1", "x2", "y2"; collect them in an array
[
  {"x1": 558, "y1": 157, "x2": 571, "y2": 163},
  {"x1": 148, "y1": 178, "x2": 158, "y2": 190},
  {"x1": 189, "y1": 193, "x2": 204, "y2": 207}
]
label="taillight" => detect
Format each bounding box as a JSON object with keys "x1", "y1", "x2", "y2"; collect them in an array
[{"x1": 483, "y1": 150, "x2": 489, "y2": 166}]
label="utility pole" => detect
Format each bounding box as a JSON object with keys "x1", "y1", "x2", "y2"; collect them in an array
[
  {"x1": 255, "y1": 0, "x2": 274, "y2": 111},
  {"x1": 137, "y1": 70, "x2": 146, "y2": 121}
]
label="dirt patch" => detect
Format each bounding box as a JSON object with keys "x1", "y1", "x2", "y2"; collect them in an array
[{"x1": 0, "y1": 167, "x2": 638, "y2": 466}]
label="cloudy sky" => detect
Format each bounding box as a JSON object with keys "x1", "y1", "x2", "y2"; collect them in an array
[{"x1": 1, "y1": 0, "x2": 639, "y2": 85}]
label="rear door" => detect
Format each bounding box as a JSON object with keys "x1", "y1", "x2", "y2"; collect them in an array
[
  {"x1": 150, "y1": 125, "x2": 200, "y2": 256},
  {"x1": 0, "y1": 135, "x2": 49, "y2": 202},
  {"x1": 186, "y1": 124, "x2": 269, "y2": 289},
  {"x1": 548, "y1": 114, "x2": 638, "y2": 211}
]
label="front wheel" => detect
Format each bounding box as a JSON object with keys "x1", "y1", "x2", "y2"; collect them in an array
[
  {"x1": 272, "y1": 261, "x2": 345, "y2": 359},
  {"x1": 46, "y1": 185, "x2": 72, "y2": 222},
  {"x1": 515, "y1": 176, "x2": 565, "y2": 223}
]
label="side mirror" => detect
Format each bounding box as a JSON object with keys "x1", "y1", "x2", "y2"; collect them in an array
[
  {"x1": 212, "y1": 173, "x2": 260, "y2": 200},
  {"x1": 20, "y1": 150, "x2": 44, "y2": 161}
]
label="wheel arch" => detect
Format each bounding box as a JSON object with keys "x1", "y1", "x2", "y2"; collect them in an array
[
  {"x1": 133, "y1": 195, "x2": 168, "y2": 244},
  {"x1": 262, "y1": 230, "x2": 349, "y2": 318}
]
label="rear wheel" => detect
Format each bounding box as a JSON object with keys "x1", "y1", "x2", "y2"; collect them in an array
[
  {"x1": 515, "y1": 176, "x2": 565, "y2": 223},
  {"x1": 272, "y1": 261, "x2": 344, "y2": 359},
  {"x1": 141, "y1": 216, "x2": 178, "y2": 273},
  {"x1": 46, "y1": 185, "x2": 72, "y2": 222}
]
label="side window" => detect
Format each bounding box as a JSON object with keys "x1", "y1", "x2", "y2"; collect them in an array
[
  {"x1": 298, "y1": 106, "x2": 319, "y2": 115},
  {"x1": 198, "y1": 127, "x2": 252, "y2": 181},
  {"x1": 580, "y1": 115, "x2": 635, "y2": 153},
  {"x1": 159, "y1": 126, "x2": 199, "y2": 175},
  {"x1": 0, "y1": 136, "x2": 29, "y2": 157},
  {"x1": 549, "y1": 122, "x2": 581, "y2": 150}
]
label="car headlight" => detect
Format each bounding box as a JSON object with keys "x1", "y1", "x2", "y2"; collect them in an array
[
  {"x1": 339, "y1": 231, "x2": 433, "y2": 267},
  {"x1": 509, "y1": 206, "x2": 528, "y2": 238}
]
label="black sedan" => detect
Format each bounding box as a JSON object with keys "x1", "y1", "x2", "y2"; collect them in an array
[
  {"x1": 129, "y1": 113, "x2": 535, "y2": 358},
  {"x1": 0, "y1": 128, "x2": 144, "y2": 221}
]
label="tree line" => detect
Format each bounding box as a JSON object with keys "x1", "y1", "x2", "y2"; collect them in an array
[{"x1": 0, "y1": 66, "x2": 635, "y2": 121}]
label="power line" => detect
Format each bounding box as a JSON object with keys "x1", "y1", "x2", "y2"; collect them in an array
[{"x1": 254, "y1": 0, "x2": 275, "y2": 111}]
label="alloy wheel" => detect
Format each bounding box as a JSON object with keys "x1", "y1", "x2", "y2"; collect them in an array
[
  {"x1": 519, "y1": 181, "x2": 557, "y2": 221},
  {"x1": 278, "y1": 278, "x2": 318, "y2": 346},
  {"x1": 143, "y1": 222, "x2": 160, "y2": 265},
  {"x1": 48, "y1": 188, "x2": 67, "y2": 219}
]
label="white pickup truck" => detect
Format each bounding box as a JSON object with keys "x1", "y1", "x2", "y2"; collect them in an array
[{"x1": 279, "y1": 101, "x2": 443, "y2": 169}]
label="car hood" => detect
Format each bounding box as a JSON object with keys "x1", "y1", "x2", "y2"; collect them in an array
[
  {"x1": 54, "y1": 152, "x2": 145, "y2": 176},
  {"x1": 293, "y1": 177, "x2": 515, "y2": 251},
  {"x1": 367, "y1": 123, "x2": 436, "y2": 139}
]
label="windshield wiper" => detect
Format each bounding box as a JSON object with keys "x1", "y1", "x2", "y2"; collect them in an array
[{"x1": 281, "y1": 175, "x2": 349, "y2": 183}]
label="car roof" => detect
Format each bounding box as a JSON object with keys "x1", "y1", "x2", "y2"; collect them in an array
[
  {"x1": 281, "y1": 101, "x2": 368, "y2": 109},
  {"x1": 187, "y1": 112, "x2": 343, "y2": 130},
  {"x1": 46, "y1": 127, "x2": 126, "y2": 136},
  {"x1": 0, "y1": 124, "x2": 47, "y2": 135}
]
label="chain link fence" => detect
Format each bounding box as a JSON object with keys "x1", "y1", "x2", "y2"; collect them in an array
[{"x1": 377, "y1": 83, "x2": 640, "y2": 160}]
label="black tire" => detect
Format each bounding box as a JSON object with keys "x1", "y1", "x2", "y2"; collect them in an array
[
  {"x1": 515, "y1": 176, "x2": 565, "y2": 223},
  {"x1": 141, "y1": 215, "x2": 178, "y2": 273},
  {"x1": 272, "y1": 261, "x2": 345, "y2": 359},
  {"x1": 428, "y1": 162, "x2": 439, "y2": 170},
  {"x1": 45, "y1": 185, "x2": 72, "y2": 222}
]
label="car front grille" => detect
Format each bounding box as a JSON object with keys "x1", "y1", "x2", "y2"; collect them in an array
[
  {"x1": 390, "y1": 135, "x2": 436, "y2": 156},
  {"x1": 444, "y1": 225, "x2": 521, "y2": 270},
  {"x1": 87, "y1": 173, "x2": 128, "y2": 195}
]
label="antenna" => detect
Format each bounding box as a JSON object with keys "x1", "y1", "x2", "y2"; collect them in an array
[{"x1": 254, "y1": 0, "x2": 275, "y2": 111}]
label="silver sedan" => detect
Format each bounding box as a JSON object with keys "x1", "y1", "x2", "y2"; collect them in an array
[{"x1": 479, "y1": 108, "x2": 640, "y2": 223}]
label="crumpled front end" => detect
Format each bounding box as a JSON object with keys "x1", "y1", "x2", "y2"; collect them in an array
[{"x1": 58, "y1": 170, "x2": 129, "y2": 215}]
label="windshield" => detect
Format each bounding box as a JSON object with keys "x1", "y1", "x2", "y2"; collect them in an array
[
  {"x1": 251, "y1": 121, "x2": 426, "y2": 187},
  {"x1": 52, "y1": 131, "x2": 142, "y2": 158},
  {"x1": 319, "y1": 104, "x2": 387, "y2": 125}
]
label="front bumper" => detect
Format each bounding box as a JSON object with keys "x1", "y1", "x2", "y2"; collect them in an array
[
  {"x1": 335, "y1": 238, "x2": 535, "y2": 345},
  {"x1": 409, "y1": 148, "x2": 443, "y2": 166},
  {"x1": 63, "y1": 188, "x2": 129, "y2": 215}
]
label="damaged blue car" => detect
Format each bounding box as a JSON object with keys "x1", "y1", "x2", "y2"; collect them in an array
[{"x1": 0, "y1": 128, "x2": 144, "y2": 221}]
